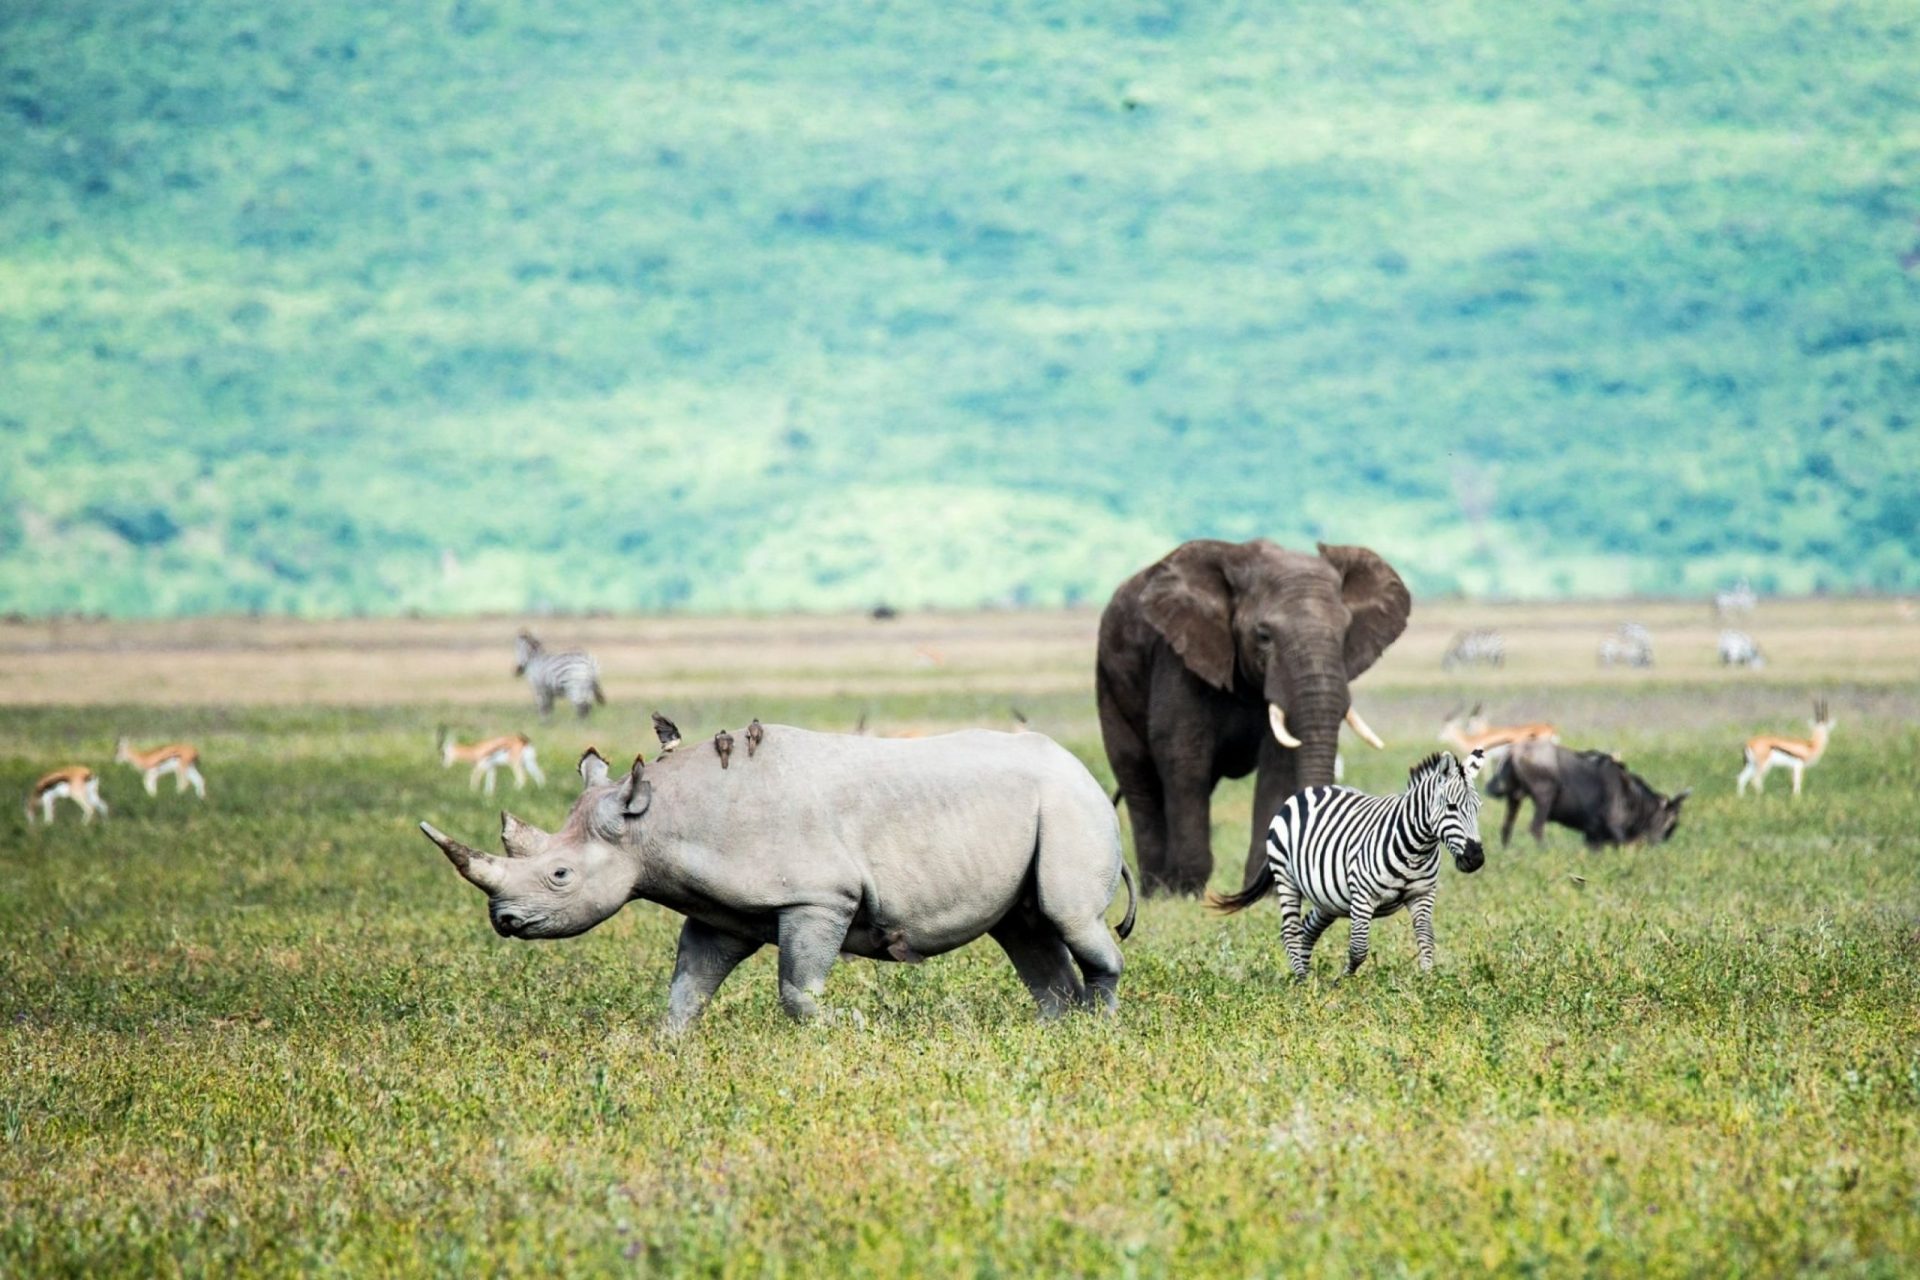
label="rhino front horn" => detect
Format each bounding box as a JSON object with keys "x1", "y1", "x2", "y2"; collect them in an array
[{"x1": 419, "y1": 821, "x2": 507, "y2": 893}]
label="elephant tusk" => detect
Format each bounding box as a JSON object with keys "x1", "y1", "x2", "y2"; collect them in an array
[
  {"x1": 1267, "y1": 703, "x2": 1303, "y2": 749},
  {"x1": 1345, "y1": 705, "x2": 1386, "y2": 750}
]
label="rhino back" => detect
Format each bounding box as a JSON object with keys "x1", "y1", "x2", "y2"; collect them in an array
[{"x1": 641, "y1": 727, "x2": 1101, "y2": 950}]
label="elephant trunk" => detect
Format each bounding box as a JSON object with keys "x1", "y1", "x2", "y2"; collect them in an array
[{"x1": 1271, "y1": 668, "x2": 1347, "y2": 790}]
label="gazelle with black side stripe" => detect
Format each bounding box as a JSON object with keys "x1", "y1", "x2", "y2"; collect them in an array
[
  {"x1": 115, "y1": 738, "x2": 207, "y2": 799},
  {"x1": 1212, "y1": 749, "x2": 1487, "y2": 977},
  {"x1": 1737, "y1": 700, "x2": 1833, "y2": 797},
  {"x1": 26, "y1": 766, "x2": 108, "y2": 826}
]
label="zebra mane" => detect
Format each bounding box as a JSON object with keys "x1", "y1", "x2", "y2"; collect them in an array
[{"x1": 1407, "y1": 751, "x2": 1456, "y2": 785}]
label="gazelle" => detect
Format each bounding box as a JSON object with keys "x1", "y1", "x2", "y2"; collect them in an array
[
  {"x1": 1438, "y1": 704, "x2": 1558, "y2": 764},
  {"x1": 1737, "y1": 701, "x2": 1834, "y2": 797},
  {"x1": 26, "y1": 766, "x2": 108, "y2": 825},
  {"x1": 115, "y1": 738, "x2": 207, "y2": 799},
  {"x1": 439, "y1": 729, "x2": 545, "y2": 794}
]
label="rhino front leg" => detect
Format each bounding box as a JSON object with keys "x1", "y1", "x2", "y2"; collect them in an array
[
  {"x1": 664, "y1": 919, "x2": 762, "y2": 1035},
  {"x1": 776, "y1": 903, "x2": 857, "y2": 1024}
]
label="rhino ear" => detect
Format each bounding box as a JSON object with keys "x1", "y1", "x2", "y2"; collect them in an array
[
  {"x1": 500, "y1": 811, "x2": 552, "y2": 859},
  {"x1": 578, "y1": 748, "x2": 610, "y2": 788},
  {"x1": 618, "y1": 755, "x2": 652, "y2": 819}
]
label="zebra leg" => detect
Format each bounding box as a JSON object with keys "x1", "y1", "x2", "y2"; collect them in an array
[
  {"x1": 1276, "y1": 880, "x2": 1310, "y2": 980},
  {"x1": 1344, "y1": 897, "x2": 1377, "y2": 976},
  {"x1": 1300, "y1": 905, "x2": 1334, "y2": 960},
  {"x1": 1410, "y1": 893, "x2": 1437, "y2": 972},
  {"x1": 537, "y1": 690, "x2": 555, "y2": 719}
]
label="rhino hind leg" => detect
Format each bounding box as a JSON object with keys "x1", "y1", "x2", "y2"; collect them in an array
[{"x1": 990, "y1": 917, "x2": 1086, "y2": 1019}]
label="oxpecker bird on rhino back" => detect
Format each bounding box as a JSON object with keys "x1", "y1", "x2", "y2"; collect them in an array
[{"x1": 419, "y1": 725, "x2": 1135, "y2": 1031}]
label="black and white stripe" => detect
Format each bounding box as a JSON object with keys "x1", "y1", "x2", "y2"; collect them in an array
[
  {"x1": 514, "y1": 631, "x2": 605, "y2": 718},
  {"x1": 1441, "y1": 628, "x2": 1505, "y2": 669},
  {"x1": 1718, "y1": 629, "x2": 1764, "y2": 668},
  {"x1": 1213, "y1": 750, "x2": 1486, "y2": 976}
]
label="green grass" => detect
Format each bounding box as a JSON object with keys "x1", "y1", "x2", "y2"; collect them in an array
[{"x1": 4, "y1": 688, "x2": 1917, "y2": 1275}]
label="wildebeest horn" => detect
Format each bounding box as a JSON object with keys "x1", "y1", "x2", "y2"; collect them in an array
[
  {"x1": 1345, "y1": 704, "x2": 1386, "y2": 750},
  {"x1": 419, "y1": 821, "x2": 507, "y2": 893},
  {"x1": 1267, "y1": 703, "x2": 1302, "y2": 748},
  {"x1": 500, "y1": 811, "x2": 552, "y2": 859}
]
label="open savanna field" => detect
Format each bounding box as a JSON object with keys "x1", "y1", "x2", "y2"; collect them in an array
[{"x1": 3, "y1": 599, "x2": 1918, "y2": 1275}]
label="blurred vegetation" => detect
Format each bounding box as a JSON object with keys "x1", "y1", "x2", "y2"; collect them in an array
[{"x1": 1, "y1": 0, "x2": 1916, "y2": 616}]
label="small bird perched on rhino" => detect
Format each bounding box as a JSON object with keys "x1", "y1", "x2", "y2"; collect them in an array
[
  {"x1": 745, "y1": 719, "x2": 764, "y2": 758},
  {"x1": 713, "y1": 729, "x2": 734, "y2": 768},
  {"x1": 652, "y1": 712, "x2": 682, "y2": 753},
  {"x1": 418, "y1": 724, "x2": 1135, "y2": 1030}
]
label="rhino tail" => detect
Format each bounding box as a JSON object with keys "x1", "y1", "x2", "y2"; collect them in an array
[{"x1": 1115, "y1": 859, "x2": 1137, "y2": 940}]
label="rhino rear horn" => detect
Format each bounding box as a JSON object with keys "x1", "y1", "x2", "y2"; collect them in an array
[
  {"x1": 500, "y1": 811, "x2": 553, "y2": 859},
  {"x1": 419, "y1": 821, "x2": 507, "y2": 893}
]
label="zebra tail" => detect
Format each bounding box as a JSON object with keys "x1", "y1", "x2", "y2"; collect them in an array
[
  {"x1": 1206, "y1": 859, "x2": 1275, "y2": 915},
  {"x1": 1115, "y1": 860, "x2": 1137, "y2": 940},
  {"x1": 593, "y1": 679, "x2": 607, "y2": 705},
  {"x1": 1109, "y1": 785, "x2": 1123, "y2": 808}
]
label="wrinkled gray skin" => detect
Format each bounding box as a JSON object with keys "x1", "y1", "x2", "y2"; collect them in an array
[
  {"x1": 1097, "y1": 539, "x2": 1411, "y2": 896},
  {"x1": 420, "y1": 725, "x2": 1134, "y2": 1031}
]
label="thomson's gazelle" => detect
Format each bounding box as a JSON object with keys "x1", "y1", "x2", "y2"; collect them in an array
[
  {"x1": 1736, "y1": 701, "x2": 1834, "y2": 797},
  {"x1": 439, "y1": 730, "x2": 545, "y2": 794},
  {"x1": 115, "y1": 738, "x2": 207, "y2": 799},
  {"x1": 26, "y1": 766, "x2": 108, "y2": 825},
  {"x1": 1438, "y1": 704, "x2": 1557, "y2": 765}
]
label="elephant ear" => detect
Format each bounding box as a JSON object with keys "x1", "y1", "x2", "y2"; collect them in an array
[
  {"x1": 1138, "y1": 541, "x2": 1238, "y2": 691},
  {"x1": 1318, "y1": 543, "x2": 1411, "y2": 679}
]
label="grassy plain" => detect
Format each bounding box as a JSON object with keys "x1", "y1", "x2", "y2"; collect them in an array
[{"x1": 2, "y1": 602, "x2": 1917, "y2": 1275}]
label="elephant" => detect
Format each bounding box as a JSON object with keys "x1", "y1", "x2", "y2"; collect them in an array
[{"x1": 1096, "y1": 539, "x2": 1411, "y2": 896}]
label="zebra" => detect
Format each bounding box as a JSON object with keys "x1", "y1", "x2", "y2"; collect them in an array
[
  {"x1": 1211, "y1": 749, "x2": 1487, "y2": 977},
  {"x1": 1718, "y1": 629, "x2": 1764, "y2": 669},
  {"x1": 1598, "y1": 623, "x2": 1653, "y2": 668},
  {"x1": 1714, "y1": 578, "x2": 1757, "y2": 618},
  {"x1": 513, "y1": 630, "x2": 606, "y2": 718},
  {"x1": 1441, "y1": 628, "x2": 1505, "y2": 670}
]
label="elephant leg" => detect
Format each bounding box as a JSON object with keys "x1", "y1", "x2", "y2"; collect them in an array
[
  {"x1": 1098, "y1": 679, "x2": 1171, "y2": 893},
  {"x1": 990, "y1": 917, "x2": 1085, "y2": 1019},
  {"x1": 1158, "y1": 763, "x2": 1217, "y2": 896},
  {"x1": 1243, "y1": 752, "x2": 1298, "y2": 890}
]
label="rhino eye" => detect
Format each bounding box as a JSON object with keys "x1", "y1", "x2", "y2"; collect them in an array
[{"x1": 551, "y1": 867, "x2": 572, "y2": 883}]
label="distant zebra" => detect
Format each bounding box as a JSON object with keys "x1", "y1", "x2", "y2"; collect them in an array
[
  {"x1": 1714, "y1": 578, "x2": 1757, "y2": 618},
  {"x1": 1441, "y1": 629, "x2": 1505, "y2": 670},
  {"x1": 1598, "y1": 623, "x2": 1653, "y2": 668},
  {"x1": 1211, "y1": 749, "x2": 1487, "y2": 977},
  {"x1": 513, "y1": 631, "x2": 606, "y2": 718},
  {"x1": 1718, "y1": 629, "x2": 1764, "y2": 669}
]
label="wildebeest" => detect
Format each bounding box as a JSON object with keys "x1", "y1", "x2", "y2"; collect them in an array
[{"x1": 1486, "y1": 738, "x2": 1690, "y2": 847}]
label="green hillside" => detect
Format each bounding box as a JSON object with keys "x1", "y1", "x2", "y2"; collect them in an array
[{"x1": 2, "y1": 1, "x2": 1917, "y2": 616}]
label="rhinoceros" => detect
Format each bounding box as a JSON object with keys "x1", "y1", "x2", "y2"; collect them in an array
[{"x1": 419, "y1": 724, "x2": 1136, "y2": 1030}]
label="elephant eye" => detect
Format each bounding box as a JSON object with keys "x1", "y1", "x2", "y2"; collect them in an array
[{"x1": 1253, "y1": 625, "x2": 1272, "y2": 644}]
